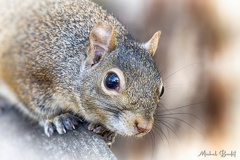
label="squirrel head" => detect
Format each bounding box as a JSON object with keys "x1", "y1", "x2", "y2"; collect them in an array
[{"x1": 80, "y1": 22, "x2": 163, "y2": 137}]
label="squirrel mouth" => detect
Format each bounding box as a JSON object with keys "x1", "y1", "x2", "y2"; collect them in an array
[{"x1": 134, "y1": 130, "x2": 151, "y2": 137}]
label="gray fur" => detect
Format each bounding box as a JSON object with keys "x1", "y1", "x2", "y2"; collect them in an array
[{"x1": 0, "y1": 0, "x2": 162, "y2": 137}]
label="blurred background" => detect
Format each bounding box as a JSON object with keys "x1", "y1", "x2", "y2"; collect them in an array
[
  {"x1": 93, "y1": 0, "x2": 240, "y2": 159},
  {"x1": 1, "y1": 0, "x2": 240, "y2": 160}
]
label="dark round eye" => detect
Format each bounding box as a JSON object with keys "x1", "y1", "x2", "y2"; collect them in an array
[
  {"x1": 160, "y1": 86, "x2": 164, "y2": 97},
  {"x1": 105, "y1": 72, "x2": 120, "y2": 90}
]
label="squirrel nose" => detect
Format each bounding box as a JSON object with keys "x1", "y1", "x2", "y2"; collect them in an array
[{"x1": 134, "y1": 117, "x2": 153, "y2": 135}]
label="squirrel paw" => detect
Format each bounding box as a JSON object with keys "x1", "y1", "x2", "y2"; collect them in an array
[
  {"x1": 102, "y1": 131, "x2": 117, "y2": 147},
  {"x1": 43, "y1": 113, "x2": 80, "y2": 137},
  {"x1": 88, "y1": 123, "x2": 117, "y2": 146}
]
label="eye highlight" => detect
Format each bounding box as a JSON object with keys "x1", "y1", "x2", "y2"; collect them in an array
[
  {"x1": 160, "y1": 86, "x2": 164, "y2": 97},
  {"x1": 104, "y1": 72, "x2": 120, "y2": 90}
]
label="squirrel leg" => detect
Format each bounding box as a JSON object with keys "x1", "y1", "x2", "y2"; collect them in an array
[
  {"x1": 88, "y1": 123, "x2": 117, "y2": 147},
  {"x1": 41, "y1": 113, "x2": 81, "y2": 137}
]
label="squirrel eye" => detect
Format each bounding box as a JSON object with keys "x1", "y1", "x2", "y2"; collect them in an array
[
  {"x1": 160, "y1": 86, "x2": 164, "y2": 97},
  {"x1": 104, "y1": 72, "x2": 120, "y2": 90}
]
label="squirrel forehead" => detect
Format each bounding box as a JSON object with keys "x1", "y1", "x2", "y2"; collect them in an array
[{"x1": 111, "y1": 44, "x2": 161, "y2": 79}]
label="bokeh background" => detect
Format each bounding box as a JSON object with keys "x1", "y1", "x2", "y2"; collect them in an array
[
  {"x1": 93, "y1": 0, "x2": 240, "y2": 159},
  {"x1": 1, "y1": 0, "x2": 240, "y2": 160}
]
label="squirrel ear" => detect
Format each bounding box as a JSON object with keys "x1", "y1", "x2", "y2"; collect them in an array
[
  {"x1": 86, "y1": 22, "x2": 117, "y2": 67},
  {"x1": 142, "y1": 31, "x2": 161, "y2": 57}
]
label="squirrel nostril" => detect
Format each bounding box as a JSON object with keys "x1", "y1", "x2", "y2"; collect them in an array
[{"x1": 134, "y1": 120, "x2": 151, "y2": 134}]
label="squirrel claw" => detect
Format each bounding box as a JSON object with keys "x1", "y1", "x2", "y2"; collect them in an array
[
  {"x1": 88, "y1": 123, "x2": 105, "y2": 134},
  {"x1": 104, "y1": 131, "x2": 117, "y2": 147},
  {"x1": 88, "y1": 123, "x2": 117, "y2": 147},
  {"x1": 44, "y1": 121, "x2": 55, "y2": 137},
  {"x1": 43, "y1": 113, "x2": 80, "y2": 137},
  {"x1": 97, "y1": 130, "x2": 117, "y2": 147}
]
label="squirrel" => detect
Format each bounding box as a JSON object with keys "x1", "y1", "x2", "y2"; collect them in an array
[{"x1": 0, "y1": 0, "x2": 164, "y2": 145}]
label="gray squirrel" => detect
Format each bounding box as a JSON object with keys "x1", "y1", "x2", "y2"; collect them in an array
[{"x1": 0, "y1": 0, "x2": 164, "y2": 145}]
